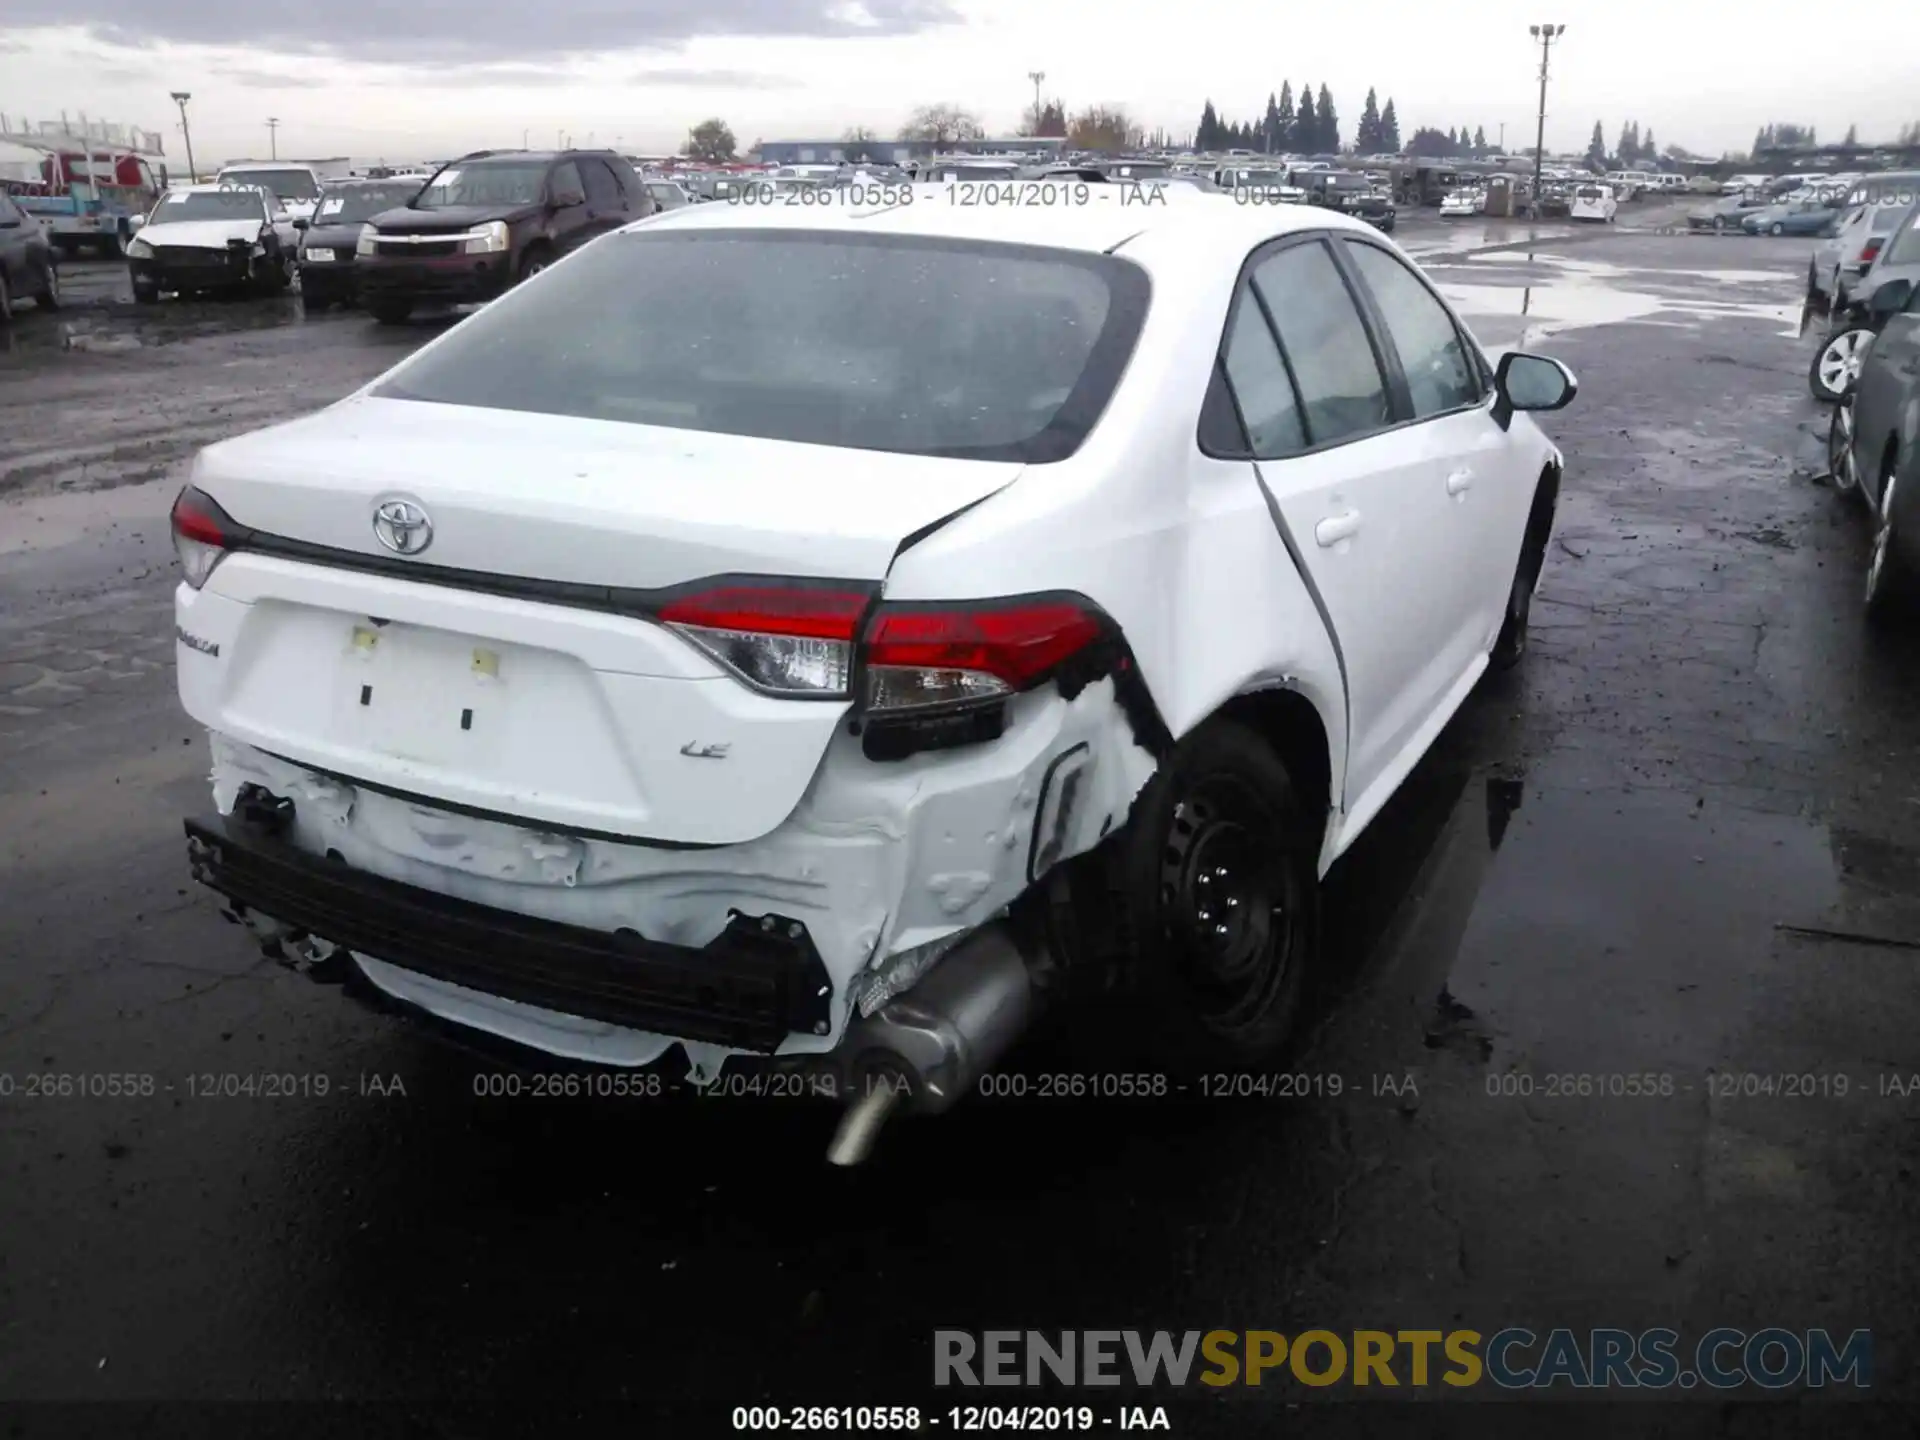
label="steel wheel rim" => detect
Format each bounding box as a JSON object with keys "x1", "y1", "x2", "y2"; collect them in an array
[
  {"x1": 525, "y1": 260, "x2": 546, "y2": 278},
  {"x1": 1160, "y1": 780, "x2": 1299, "y2": 1031},
  {"x1": 45, "y1": 266, "x2": 58, "y2": 303},
  {"x1": 1869, "y1": 472, "x2": 1897, "y2": 599},
  {"x1": 1820, "y1": 330, "x2": 1866, "y2": 391}
]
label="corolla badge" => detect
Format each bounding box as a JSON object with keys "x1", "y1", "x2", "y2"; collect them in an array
[{"x1": 372, "y1": 498, "x2": 433, "y2": 556}]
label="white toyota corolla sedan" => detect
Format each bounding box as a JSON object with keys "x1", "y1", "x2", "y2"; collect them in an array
[{"x1": 171, "y1": 185, "x2": 1575, "y2": 1160}]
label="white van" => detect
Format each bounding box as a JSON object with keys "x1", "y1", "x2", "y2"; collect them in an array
[
  {"x1": 214, "y1": 162, "x2": 325, "y2": 224},
  {"x1": 1570, "y1": 182, "x2": 1618, "y2": 222}
]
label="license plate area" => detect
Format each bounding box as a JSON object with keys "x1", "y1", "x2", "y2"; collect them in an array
[{"x1": 333, "y1": 621, "x2": 505, "y2": 764}]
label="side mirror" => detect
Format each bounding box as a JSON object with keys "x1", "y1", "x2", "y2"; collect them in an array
[
  {"x1": 1868, "y1": 278, "x2": 1915, "y2": 318},
  {"x1": 1492, "y1": 352, "x2": 1578, "y2": 429},
  {"x1": 551, "y1": 187, "x2": 586, "y2": 209},
  {"x1": 126, "y1": 215, "x2": 144, "y2": 233},
  {"x1": 292, "y1": 216, "x2": 309, "y2": 230}
]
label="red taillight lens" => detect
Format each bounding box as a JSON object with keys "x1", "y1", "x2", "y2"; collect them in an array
[
  {"x1": 656, "y1": 584, "x2": 871, "y2": 697},
  {"x1": 1860, "y1": 239, "x2": 1882, "y2": 266},
  {"x1": 170, "y1": 485, "x2": 243, "y2": 589},
  {"x1": 862, "y1": 600, "x2": 1105, "y2": 713}
]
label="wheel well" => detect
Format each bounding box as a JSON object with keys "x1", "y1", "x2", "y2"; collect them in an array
[{"x1": 1217, "y1": 687, "x2": 1332, "y2": 838}]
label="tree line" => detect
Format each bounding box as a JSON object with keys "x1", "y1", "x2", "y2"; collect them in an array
[{"x1": 1193, "y1": 84, "x2": 1400, "y2": 155}]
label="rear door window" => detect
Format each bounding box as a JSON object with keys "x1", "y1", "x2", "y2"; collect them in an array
[
  {"x1": 550, "y1": 161, "x2": 585, "y2": 203},
  {"x1": 1220, "y1": 292, "x2": 1306, "y2": 456},
  {"x1": 580, "y1": 158, "x2": 624, "y2": 211},
  {"x1": 1248, "y1": 241, "x2": 1394, "y2": 446}
]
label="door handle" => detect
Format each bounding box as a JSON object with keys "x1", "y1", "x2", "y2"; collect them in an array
[
  {"x1": 1446, "y1": 469, "x2": 1474, "y2": 496},
  {"x1": 1314, "y1": 510, "x2": 1362, "y2": 547}
]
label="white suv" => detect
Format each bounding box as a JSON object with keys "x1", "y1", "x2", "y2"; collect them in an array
[{"x1": 173, "y1": 189, "x2": 1574, "y2": 1161}]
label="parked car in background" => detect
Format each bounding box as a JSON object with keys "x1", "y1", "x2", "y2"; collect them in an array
[
  {"x1": 1826, "y1": 272, "x2": 1920, "y2": 619},
  {"x1": 0, "y1": 190, "x2": 61, "y2": 319},
  {"x1": 125, "y1": 184, "x2": 297, "y2": 304},
  {"x1": 1688, "y1": 191, "x2": 1769, "y2": 232},
  {"x1": 643, "y1": 179, "x2": 690, "y2": 210},
  {"x1": 1742, "y1": 195, "x2": 1842, "y2": 236},
  {"x1": 169, "y1": 197, "x2": 1575, "y2": 1162},
  {"x1": 1438, "y1": 187, "x2": 1484, "y2": 217},
  {"x1": 214, "y1": 163, "x2": 325, "y2": 225},
  {"x1": 1569, "y1": 183, "x2": 1618, "y2": 223},
  {"x1": 297, "y1": 178, "x2": 423, "y2": 310},
  {"x1": 354, "y1": 149, "x2": 654, "y2": 325},
  {"x1": 1297, "y1": 170, "x2": 1396, "y2": 230},
  {"x1": 1809, "y1": 202, "x2": 1920, "y2": 402},
  {"x1": 1811, "y1": 195, "x2": 1916, "y2": 309},
  {"x1": 1721, "y1": 172, "x2": 1770, "y2": 195}
]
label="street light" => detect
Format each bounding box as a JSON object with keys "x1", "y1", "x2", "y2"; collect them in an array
[
  {"x1": 1528, "y1": 23, "x2": 1565, "y2": 218},
  {"x1": 267, "y1": 116, "x2": 280, "y2": 160},
  {"x1": 170, "y1": 91, "x2": 195, "y2": 182},
  {"x1": 1028, "y1": 70, "x2": 1045, "y2": 134}
]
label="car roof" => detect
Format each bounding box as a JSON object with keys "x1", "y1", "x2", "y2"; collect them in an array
[
  {"x1": 170, "y1": 181, "x2": 268, "y2": 194},
  {"x1": 622, "y1": 183, "x2": 1384, "y2": 260}
]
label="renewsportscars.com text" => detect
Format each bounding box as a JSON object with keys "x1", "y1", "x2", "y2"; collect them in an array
[{"x1": 933, "y1": 1328, "x2": 1871, "y2": 1391}]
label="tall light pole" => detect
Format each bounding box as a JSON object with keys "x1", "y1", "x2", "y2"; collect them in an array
[
  {"x1": 1028, "y1": 70, "x2": 1045, "y2": 135},
  {"x1": 1528, "y1": 23, "x2": 1564, "y2": 217},
  {"x1": 267, "y1": 116, "x2": 280, "y2": 160},
  {"x1": 170, "y1": 91, "x2": 195, "y2": 181}
]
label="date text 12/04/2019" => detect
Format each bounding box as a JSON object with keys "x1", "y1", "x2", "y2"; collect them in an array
[{"x1": 730, "y1": 1405, "x2": 1172, "y2": 1431}]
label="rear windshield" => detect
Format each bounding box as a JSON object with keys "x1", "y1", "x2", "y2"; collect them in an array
[
  {"x1": 220, "y1": 168, "x2": 318, "y2": 200},
  {"x1": 374, "y1": 231, "x2": 1150, "y2": 463},
  {"x1": 1320, "y1": 173, "x2": 1369, "y2": 191},
  {"x1": 315, "y1": 183, "x2": 420, "y2": 223}
]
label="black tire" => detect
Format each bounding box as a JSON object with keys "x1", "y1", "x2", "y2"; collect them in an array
[
  {"x1": 36, "y1": 260, "x2": 61, "y2": 310},
  {"x1": 1810, "y1": 325, "x2": 1872, "y2": 404},
  {"x1": 1866, "y1": 457, "x2": 1914, "y2": 624},
  {"x1": 1828, "y1": 394, "x2": 1860, "y2": 495},
  {"x1": 516, "y1": 245, "x2": 552, "y2": 285},
  {"x1": 1806, "y1": 259, "x2": 1820, "y2": 305},
  {"x1": 1769, "y1": 221, "x2": 1785, "y2": 236},
  {"x1": 0, "y1": 269, "x2": 11, "y2": 324},
  {"x1": 1491, "y1": 476, "x2": 1557, "y2": 670},
  {"x1": 368, "y1": 300, "x2": 413, "y2": 325},
  {"x1": 1712, "y1": 215, "x2": 1726, "y2": 232},
  {"x1": 133, "y1": 283, "x2": 160, "y2": 305},
  {"x1": 1103, "y1": 719, "x2": 1318, "y2": 1070}
]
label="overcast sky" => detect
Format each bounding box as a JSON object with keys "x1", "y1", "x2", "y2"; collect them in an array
[{"x1": 2, "y1": 0, "x2": 1914, "y2": 166}]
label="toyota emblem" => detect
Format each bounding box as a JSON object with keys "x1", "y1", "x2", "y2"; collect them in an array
[{"x1": 372, "y1": 499, "x2": 433, "y2": 556}]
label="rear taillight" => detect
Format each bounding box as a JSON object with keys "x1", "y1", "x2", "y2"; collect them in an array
[
  {"x1": 1860, "y1": 238, "x2": 1882, "y2": 266},
  {"x1": 656, "y1": 584, "x2": 871, "y2": 697},
  {"x1": 170, "y1": 485, "x2": 245, "y2": 589},
  {"x1": 861, "y1": 599, "x2": 1106, "y2": 713}
]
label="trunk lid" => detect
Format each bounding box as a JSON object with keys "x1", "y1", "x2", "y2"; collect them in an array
[{"x1": 184, "y1": 397, "x2": 1025, "y2": 845}]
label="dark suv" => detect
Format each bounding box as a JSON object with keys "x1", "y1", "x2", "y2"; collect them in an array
[
  {"x1": 355, "y1": 149, "x2": 654, "y2": 324},
  {"x1": 1296, "y1": 169, "x2": 1397, "y2": 231}
]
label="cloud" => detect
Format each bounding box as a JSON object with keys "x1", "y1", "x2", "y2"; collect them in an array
[
  {"x1": 0, "y1": 38, "x2": 27, "y2": 52},
  {"x1": 626, "y1": 67, "x2": 800, "y2": 88},
  {"x1": 210, "y1": 64, "x2": 329, "y2": 87},
  {"x1": 11, "y1": 0, "x2": 961, "y2": 64},
  {"x1": 382, "y1": 64, "x2": 586, "y2": 88}
]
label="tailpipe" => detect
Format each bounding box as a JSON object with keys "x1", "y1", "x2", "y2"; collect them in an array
[{"x1": 825, "y1": 923, "x2": 1038, "y2": 1166}]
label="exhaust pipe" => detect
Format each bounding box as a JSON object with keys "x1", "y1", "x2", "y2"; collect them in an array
[{"x1": 825, "y1": 922, "x2": 1038, "y2": 1166}]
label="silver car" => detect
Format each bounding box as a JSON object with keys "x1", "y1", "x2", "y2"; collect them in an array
[{"x1": 1811, "y1": 173, "x2": 1920, "y2": 308}]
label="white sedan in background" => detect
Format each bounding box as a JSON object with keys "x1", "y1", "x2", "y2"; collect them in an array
[{"x1": 170, "y1": 189, "x2": 1576, "y2": 1162}]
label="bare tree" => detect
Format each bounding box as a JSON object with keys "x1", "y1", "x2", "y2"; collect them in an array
[
  {"x1": 843, "y1": 125, "x2": 881, "y2": 163},
  {"x1": 1066, "y1": 105, "x2": 1141, "y2": 155},
  {"x1": 902, "y1": 103, "x2": 985, "y2": 149}
]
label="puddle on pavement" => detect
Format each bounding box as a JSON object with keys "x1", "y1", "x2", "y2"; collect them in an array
[
  {"x1": 0, "y1": 300, "x2": 309, "y2": 358},
  {"x1": 1428, "y1": 248, "x2": 1804, "y2": 344}
]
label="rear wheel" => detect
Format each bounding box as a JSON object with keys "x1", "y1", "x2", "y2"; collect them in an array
[
  {"x1": 1769, "y1": 221, "x2": 1786, "y2": 236},
  {"x1": 36, "y1": 260, "x2": 60, "y2": 310},
  {"x1": 0, "y1": 270, "x2": 11, "y2": 323},
  {"x1": 1712, "y1": 215, "x2": 1727, "y2": 232},
  {"x1": 1810, "y1": 325, "x2": 1872, "y2": 404},
  {"x1": 1104, "y1": 719, "x2": 1318, "y2": 1070},
  {"x1": 368, "y1": 300, "x2": 413, "y2": 325},
  {"x1": 1867, "y1": 460, "x2": 1914, "y2": 623},
  {"x1": 132, "y1": 282, "x2": 160, "y2": 305},
  {"x1": 1828, "y1": 394, "x2": 1860, "y2": 495}
]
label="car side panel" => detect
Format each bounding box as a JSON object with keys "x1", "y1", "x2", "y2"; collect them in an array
[{"x1": 1854, "y1": 315, "x2": 1920, "y2": 507}]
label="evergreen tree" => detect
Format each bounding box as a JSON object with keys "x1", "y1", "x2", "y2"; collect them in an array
[
  {"x1": 1263, "y1": 92, "x2": 1282, "y2": 153},
  {"x1": 1587, "y1": 120, "x2": 1608, "y2": 169},
  {"x1": 1357, "y1": 88, "x2": 1381, "y2": 153},
  {"x1": 1197, "y1": 100, "x2": 1220, "y2": 151},
  {"x1": 1844, "y1": 123, "x2": 1858, "y2": 145},
  {"x1": 1642, "y1": 126, "x2": 1655, "y2": 158},
  {"x1": 1473, "y1": 124, "x2": 1487, "y2": 154},
  {"x1": 1276, "y1": 82, "x2": 1295, "y2": 153},
  {"x1": 1380, "y1": 98, "x2": 1400, "y2": 153},
  {"x1": 1294, "y1": 83, "x2": 1317, "y2": 153},
  {"x1": 1317, "y1": 84, "x2": 1339, "y2": 152},
  {"x1": 1446, "y1": 126, "x2": 1459, "y2": 153}
]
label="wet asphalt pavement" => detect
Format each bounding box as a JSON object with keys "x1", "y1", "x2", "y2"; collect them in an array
[{"x1": 4, "y1": 212, "x2": 1920, "y2": 1434}]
